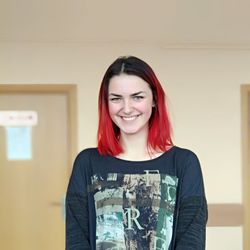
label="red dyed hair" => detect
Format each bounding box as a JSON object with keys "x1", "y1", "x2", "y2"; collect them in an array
[{"x1": 97, "y1": 56, "x2": 173, "y2": 156}]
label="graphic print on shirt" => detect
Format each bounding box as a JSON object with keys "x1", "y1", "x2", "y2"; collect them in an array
[{"x1": 91, "y1": 171, "x2": 178, "y2": 250}]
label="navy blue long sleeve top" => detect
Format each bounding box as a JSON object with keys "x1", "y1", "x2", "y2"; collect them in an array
[{"x1": 66, "y1": 146, "x2": 208, "y2": 250}]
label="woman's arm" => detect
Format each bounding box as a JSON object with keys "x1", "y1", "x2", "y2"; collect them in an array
[
  {"x1": 66, "y1": 152, "x2": 91, "y2": 250},
  {"x1": 175, "y1": 196, "x2": 207, "y2": 250},
  {"x1": 174, "y1": 150, "x2": 208, "y2": 250}
]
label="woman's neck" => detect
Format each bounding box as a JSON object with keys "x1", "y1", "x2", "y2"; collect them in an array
[{"x1": 118, "y1": 130, "x2": 163, "y2": 161}]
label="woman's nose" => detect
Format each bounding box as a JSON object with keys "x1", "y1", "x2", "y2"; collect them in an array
[{"x1": 123, "y1": 99, "x2": 133, "y2": 114}]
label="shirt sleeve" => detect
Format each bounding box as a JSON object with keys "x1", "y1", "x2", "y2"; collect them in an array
[
  {"x1": 174, "y1": 150, "x2": 208, "y2": 250},
  {"x1": 66, "y1": 152, "x2": 91, "y2": 250}
]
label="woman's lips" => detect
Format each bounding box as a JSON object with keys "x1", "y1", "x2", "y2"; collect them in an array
[{"x1": 120, "y1": 114, "x2": 141, "y2": 121}]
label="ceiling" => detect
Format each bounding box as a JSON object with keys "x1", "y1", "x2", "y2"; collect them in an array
[{"x1": 1, "y1": 0, "x2": 250, "y2": 48}]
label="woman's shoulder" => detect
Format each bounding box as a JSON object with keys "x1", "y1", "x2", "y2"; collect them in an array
[
  {"x1": 172, "y1": 146, "x2": 201, "y2": 170},
  {"x1": 172, "y1": 145, "x2": 199, "y2": 159},
  {"x1": 75, "y1": 147, "x2": 99, "y2": 159},
  {"x1": 78, "y1": 147, "x2": 98, "y2": 154},
  {"x1": 172, "y1": 146, "x2": 203, "y2": 177}
]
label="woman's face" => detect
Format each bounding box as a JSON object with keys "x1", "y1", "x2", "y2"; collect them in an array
[{"x1": 108, "y1": 74, "x2": 154, "y2": 136}]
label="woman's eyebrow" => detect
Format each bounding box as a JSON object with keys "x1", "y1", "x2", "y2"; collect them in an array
[
  {"x1": 131, "y1": 91, "x2": 146, "y2": 96},
  {"x1": 109, "y1": 93, "x2": 122, "y2": 97},
  {"x1": 109, "y1": 91, "x2": 146, "y2": 97}
]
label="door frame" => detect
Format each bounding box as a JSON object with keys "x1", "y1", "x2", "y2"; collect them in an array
[
  {"x1": 241, "y1": 84, "x2": 250, "y2": 250},
  {"x1": 0, "y1": 84, "x2": 77, "y2": 174}
]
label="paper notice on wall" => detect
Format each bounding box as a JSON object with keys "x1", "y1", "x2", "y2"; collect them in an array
[
  {"x1": 0, "y1": 111, "x2": 38, "y2": 126},
  {"x1": 6, "y1": 126, "x2": 32, "y2": 160}
]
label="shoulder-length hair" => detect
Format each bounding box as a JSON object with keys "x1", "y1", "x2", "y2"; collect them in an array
[{"x1": 97, "y1": 56, "x2": 173, "y2": 156}]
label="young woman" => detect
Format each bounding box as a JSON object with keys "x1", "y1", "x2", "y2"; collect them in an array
[{"x1": 66, "y1": 56, "x2": 208, "y2": 250}]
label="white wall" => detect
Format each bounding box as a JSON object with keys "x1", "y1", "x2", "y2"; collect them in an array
[{"x1": 1, "y1": 42, "x2": 248, "y2": 249}]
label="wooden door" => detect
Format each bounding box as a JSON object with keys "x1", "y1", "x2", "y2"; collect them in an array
[
  {"x1": 241, "y1": 85, "x2": 250, "y2": 250},
  {"x1": 0, "y1": 90, "x2": 73, "y2": 250}
]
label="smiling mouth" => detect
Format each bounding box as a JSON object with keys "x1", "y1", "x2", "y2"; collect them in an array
[{"x1": 120, "y1": 115, "x2": 141, "y2": 121}]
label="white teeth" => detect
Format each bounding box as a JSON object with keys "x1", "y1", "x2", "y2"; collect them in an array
[{"x1": 122, "y1": 115, "x2": 139, "y2": 121}]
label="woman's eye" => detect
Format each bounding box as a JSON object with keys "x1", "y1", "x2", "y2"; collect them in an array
[
  {"x1": 133, "y1": 96, "x2": 144, "y2": 101},
  {"x1": 110, "y1": 97, "x2": 121, "y2": 102}
]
